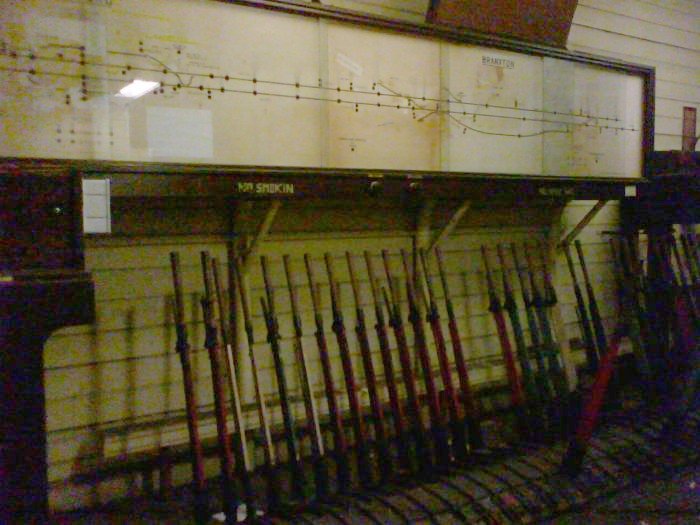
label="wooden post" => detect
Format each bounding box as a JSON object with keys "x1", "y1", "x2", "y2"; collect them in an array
[{"x1": 0, "y1": 276, "x2": 95, "y2": 524}]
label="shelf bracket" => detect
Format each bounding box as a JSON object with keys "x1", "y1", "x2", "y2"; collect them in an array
[
  {"x1": 242, "y1": 199, "x2": 281, "y2": 272},
  {"x1": 559, "y1": 200, "x2": 608, "y2": 248},
  {"x1": 429, "y1": 200, "x2": 471, "y2": 251},
  {"x1": 415, "y1": 198, "x2": 435, "y2": 251},
  {"x1": 411, "y1": 199, "x2": 434, "y2": 360},
  {"x1": 235, "y1": 200, "x2": 280, "y2": 389}
]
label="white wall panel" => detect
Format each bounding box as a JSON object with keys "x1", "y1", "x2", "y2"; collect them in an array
[
  {"x1": 569, "y1": 25, "x2": 700, "y2": 68},
  {"x1": 574, "y1": 4, "x2": 700, "y2": 50},
  {"x1": 579, "y1": 0, "x2": 700, "y2": 33}
]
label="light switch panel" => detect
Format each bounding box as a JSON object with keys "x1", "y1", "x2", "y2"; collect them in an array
[{"x1": 82, "y1": 179, "x2": 111, "y2": 234}]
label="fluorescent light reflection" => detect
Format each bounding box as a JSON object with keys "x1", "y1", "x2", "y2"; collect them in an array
[{"x1": 117, "y1": 79, "x2": 160, "y2": 98}]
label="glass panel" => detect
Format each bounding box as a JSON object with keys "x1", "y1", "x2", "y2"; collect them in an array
[
  {"x1": 444, "y1": 45, "x2": 545, "y2": 174},
  {"x1": 0, "y1": 0, "x2": 645, "y2": 178},
  {"x1": 326, "y1": 23, "x2": 441, "y2": 170}
]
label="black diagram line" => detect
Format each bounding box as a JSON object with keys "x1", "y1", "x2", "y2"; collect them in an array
[{"x1": 1, "y1": 47, "x2": 633, "y2": 126}]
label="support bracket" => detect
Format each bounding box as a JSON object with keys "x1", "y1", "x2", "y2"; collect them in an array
[
  {"x1": 241, "y1": 199, "x2": 282, "y2": 272},
  {"x1": 414, "y1": 198, "x2": 436, "y2": 251},
  {"x1": 413, "y1": 198, "x2": 435, "y2": 288},
  {"x1": 559, "y1": 200, "x2": 608, "y2": 248},
  {"x1": 429, "y1": 200, "x2": 471, "y2": 251}
]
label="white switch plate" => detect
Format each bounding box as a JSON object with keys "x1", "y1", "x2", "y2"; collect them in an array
[{"x1": 82, "y1": 179, "x2": 111, "y2": 233}]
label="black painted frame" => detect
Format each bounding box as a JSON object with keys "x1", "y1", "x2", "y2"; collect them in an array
[{"x1": 0, "y1": 157, "x2": 643, "y2": 202}]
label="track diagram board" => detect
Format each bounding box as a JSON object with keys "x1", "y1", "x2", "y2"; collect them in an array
[{"x1": 0, "y1": 0, "x2": 645, "y2": 178}]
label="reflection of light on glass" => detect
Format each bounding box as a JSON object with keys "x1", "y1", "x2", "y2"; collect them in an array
[{"x1": 116, "y1": 80, "x2": 160, "y2": 98}]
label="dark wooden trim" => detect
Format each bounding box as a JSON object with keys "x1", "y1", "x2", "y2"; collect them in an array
[
  {"x1": 623, "y1": 152, "x2": 700, "y2": 230},
  {"x1": 1, "y1": 170, "x2": 86, "y2": 273},
  {"x1": 0, "y1": 157, "x2": 644, "y2": 183},
  {"x1": 0, "y1": 276, "x2": 95, "y2": 524},
  {"x1": 0, "y1": 157, "x2": 643, "y2": 203},
  {"x1": 69, "y1": 170, "x2": 86, "y2": 271},
  {"x1": 643, "y1": 68, "x2": 656, "y2": 176},
  {"x1": 426, "y1": 0, "x2": 440, "y2": 24},
  {"x1": 647, "y1": 151, "x2": 699, "y2": 177}
]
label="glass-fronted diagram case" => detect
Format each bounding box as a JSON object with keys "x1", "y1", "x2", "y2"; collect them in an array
[{"x1": 0, "y1": 0, "x2": 646, "y2": 178}]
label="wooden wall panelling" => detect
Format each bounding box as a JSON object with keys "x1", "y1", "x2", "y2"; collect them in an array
[
  {"x1": 577, "y1": 0, "x2": 699, "y2": 30},
  {"x1": 568, "y1": 25, "x2": 700, "y2": 67},
  {"x1": 573, "y1": 4, "x2": 699, "y2": 50},
  {"x1": 656, "y1": 80, "x2": 700, "y2": 105}
]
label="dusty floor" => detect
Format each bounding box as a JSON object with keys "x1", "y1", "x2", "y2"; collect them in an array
[
  {"x1": 52, "y1": 405, "x2": 699, "y2": 524},
  {"x1": 543, "y1": 465, "x2": 700, "y2": 525},
  {"x1": 53, "y1": 462, "x2": 700, "y2": 524}
]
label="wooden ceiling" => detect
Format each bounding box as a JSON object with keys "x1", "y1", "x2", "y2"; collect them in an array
[{"x1": 427, "y1": 0, "x2": 578, "y2": 48}]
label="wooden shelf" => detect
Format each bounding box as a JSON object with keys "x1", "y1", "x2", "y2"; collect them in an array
[{"x1": 1, "y1": 158, "x2": 641, "y2": 203}]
